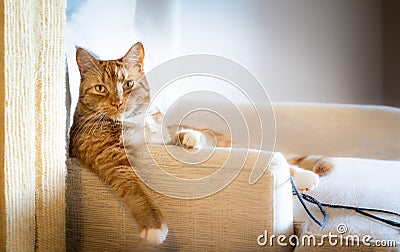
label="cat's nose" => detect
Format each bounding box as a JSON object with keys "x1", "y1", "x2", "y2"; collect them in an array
[{"x1": 112, "y1": 100, "x2": 123, "y2": 109}]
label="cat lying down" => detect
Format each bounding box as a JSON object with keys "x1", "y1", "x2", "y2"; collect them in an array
[{"x1": 69, "y1": 42, "x2": 333, "y2": 245}]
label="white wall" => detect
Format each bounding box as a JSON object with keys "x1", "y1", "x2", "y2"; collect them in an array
[
  {"x1": 262, "y1": 0, "x2": 383, "y2": 104},
  {"x1": 177, "y1": 0, "x2": 382, "y2": 105},
  {"x1": 67, "y1": 0, "x2": 383, "y2": 115}
]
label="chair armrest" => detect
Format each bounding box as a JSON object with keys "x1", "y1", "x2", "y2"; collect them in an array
[{"x1": 66, "y1": 145, "x2": 293, "y2": 251}]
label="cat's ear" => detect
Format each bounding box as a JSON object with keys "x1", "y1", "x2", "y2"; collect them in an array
[
  {"x1": 76, "y1": 47, "x2": 99, "y2": 75},
  {"x1": 122, "y1": 42, "x2": 145, "y2": 70}
]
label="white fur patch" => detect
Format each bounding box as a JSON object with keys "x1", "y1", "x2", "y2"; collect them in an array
[
  {"x1": 140, "y1": 224, "x2": 168, "y2": 245},
  {"x1": 181, "y1": 129, "x2": 202, "y2": 149},
  {"x1": 291, "y1": 166, "x2": 320, "y2": 190}
]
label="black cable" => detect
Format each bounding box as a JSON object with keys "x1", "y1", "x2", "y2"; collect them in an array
[
  {"x1": 290, "y1": 177, "x2": 328, "y2": 227},
  {"x1": 290, "y1": 176, "x2": 400, "y2": 229}
]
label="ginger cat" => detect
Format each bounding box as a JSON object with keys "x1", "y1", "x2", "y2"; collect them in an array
[
  {"x1": 69, "y1": 42, "x2": 169, "y2": 245},
  {"x1": 69, "y1": 42, "x2": 333, "y2": 245}
]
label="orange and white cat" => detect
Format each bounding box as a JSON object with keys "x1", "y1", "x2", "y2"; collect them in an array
[{"x1": 69, "y1": 42, "x2": 333, "y2": 245}]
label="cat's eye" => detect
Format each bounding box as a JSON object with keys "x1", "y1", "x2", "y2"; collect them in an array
[
  {"x1": 95, "y1": 85, "x2": 107, "y2": 93},
  {"x1": 123, "y1": 81, "x2": 135, "y2": 89}
]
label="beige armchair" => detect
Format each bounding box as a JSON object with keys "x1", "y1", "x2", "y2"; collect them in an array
[{"x1": 66, "y1": 103, "x2": 400, "y2": 251}]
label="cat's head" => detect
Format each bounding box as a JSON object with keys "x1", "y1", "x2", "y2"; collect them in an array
[{"x1": 76, "y1": 42, "x2": 150, "y2": 121}]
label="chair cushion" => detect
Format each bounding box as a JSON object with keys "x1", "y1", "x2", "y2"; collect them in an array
[{"x1": 293, "y1": 157, "x2": 400, "y2": 251}]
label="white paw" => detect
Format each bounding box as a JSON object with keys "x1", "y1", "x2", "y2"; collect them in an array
[
  {"x1": 292, "y1": 169, "x2": 320, "y2": 191},
  {"x1": 182, "y1": 130, "x2": 202, "y2": 149},
  {"x1": 140, "y1": 223, "x2": 168, "y2": 245}
]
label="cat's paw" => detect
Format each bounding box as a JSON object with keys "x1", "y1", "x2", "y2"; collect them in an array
[
  {"x1": 140, "y1": 223, "x2": 168, "y2": 245},
  {"x1": 292, "y1": 168, "x2": 320, "y2": 191},
  {"x1": 180, "y1": 130, "x2": 202, "y2": 149}
]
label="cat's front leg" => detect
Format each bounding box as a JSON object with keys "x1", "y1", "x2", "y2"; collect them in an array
[{"x1": 95, "y1": 163, "x2": 168, "y2": 245}]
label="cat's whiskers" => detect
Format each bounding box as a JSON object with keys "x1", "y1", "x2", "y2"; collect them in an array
[
  {"x1": 74, "y1": 111, "x2": 103, "y2": 138},
  {"x1": 88, "y1": 112, "x2": 105, "y2": 136},
  {"x1": 71, "y1": 115, "x2": 91, "y2": 138},
  {"x1": 99, "y1": 114, "x2": 105, "y2": 132},
  {"x1": 81, "y1": 112, "x2": 94, "y2": 135}
]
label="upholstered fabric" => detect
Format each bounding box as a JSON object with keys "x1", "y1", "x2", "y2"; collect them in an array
[
  {"x1": 66, "y1": 146, "x2": 293, "y2": 251},
  {"x1": 293, "y1": 157, "x2": 400, "y2": 251}
]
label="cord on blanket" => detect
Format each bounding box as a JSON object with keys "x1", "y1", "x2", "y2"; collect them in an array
[{"x1": 290, "y1": 177, "x2": 400, "y2": 229}]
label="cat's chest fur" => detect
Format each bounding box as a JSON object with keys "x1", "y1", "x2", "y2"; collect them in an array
[
  {"x1": 69, "y1": 115, "x2": 124, "y2": 162},
  {"x1": 69, "y1": 109, "x2": 164, "y2": 160},
  {"x1": 123, "y1": 110, "x2": 171, "y2": 147},
  {"x1": 122, "y1": 113, "x2": 147, "y2": 148}
]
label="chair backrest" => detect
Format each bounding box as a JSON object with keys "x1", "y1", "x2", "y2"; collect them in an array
[
  {"x1": 164, "y1": 101, "x2": 400, "y2": 160},
  {"x1": 273, "y1": 103, "x2": 400, "y2": 160}
]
